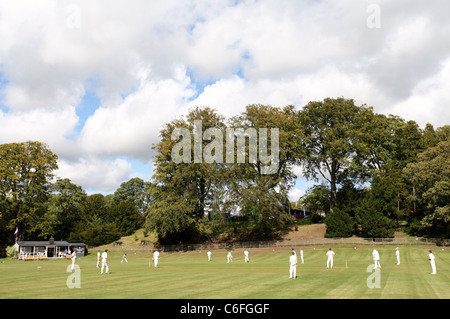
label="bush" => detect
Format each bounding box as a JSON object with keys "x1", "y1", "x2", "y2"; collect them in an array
[
  {"x1": 69, "y1": 223, "x2": 121, "y2": 247},
  {"x1": 356, "y1": 196, "x2": 395, "y2": 238},
  {"x1": 6, "y1": 245, "x2": 17, "y2": 258},
  {"x1": 405, "y1": 219, "x2": 425, "y2": 237},
  {"x1": 324, "y1": 208, "x2": 356, "y2": 237}
]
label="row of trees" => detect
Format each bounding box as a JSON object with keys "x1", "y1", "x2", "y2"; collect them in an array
[
  {"x1": 1, "y1": 97, "x2": 448, "y2": 251},
  {"x1": 0, "y1": 141, "x2": 148, "y2": 249},
  {"x1": 147, "y1": 98, "x2": 449, "y2": 243}
]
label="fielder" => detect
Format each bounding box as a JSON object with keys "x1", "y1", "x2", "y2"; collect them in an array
[
  {"x1": 227, "y1": 250, "x2": 233, "y2": 263},
  {"x1": 372, "y1": 248, "x2": 381, "y2": 269},
  {"x1": 71, "y1": 249, "x2": 77, "y2": 271},
  {"x1": 289, "y1": 251, "x2": 297, "y2": 279},
  {"x1": 101, "y1": 249, "x2": 109, "y2": 274},
  {"x1": 121, "y1": 253, "x2": 128, "y2": 263},
  {"x1": 244, "y1": 249, "x2": 249, "y2": 263},
  {"x1": 395, "y1": 247, "x2": 400, "y2": 265},
  {"x1": 326, "y1": 248, "x2": 335, "y2": 269},
  {"x1": 96, "y1": 250, "x2": 101, "y2": 268},
  {"x1": 153, "y1": 249, "x2": 160, "y2": 267},
  {"x1": 207, "y1": 250, "x2": 212, "y2": 261},
  {"x1": 429, "y1": 250, "x2": 436, "y2": 274},
  {"x1": 299, "y1": 248, "x2": 304, "y2": 264}
]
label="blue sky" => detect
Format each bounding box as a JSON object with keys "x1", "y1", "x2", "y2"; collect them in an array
[
  {"x1": 73, "y1": 89, "x2": 101, "y2": 136},
  {"x1": 0, "y1": 0, "x2": 449, "y2": 200}
]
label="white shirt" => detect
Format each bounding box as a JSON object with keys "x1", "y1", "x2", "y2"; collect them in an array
[
  {"x1": 72, "y1": 251, "x2": 77, "y2": 259},
  {"x1": 289, "y1": 255, "x2": 297, "y2": 265},
  {"x1": 227, "y1": 252, "x2": 232, "y2": 258},
  {"x1": 429, "y1": 253, "x2": 435, "y2": 261},
  {"x1": 372, "y1": 250, "x2": 380, "y2": 260},
  {"x1": 101, "y1": 251, "x2": 108, "y2": 262},
  {"x1": 300, "y1": 249, "x2": 303, "y2": 257},
  {"x1": 326, "y1": 250, "x2": 335, "y2": 259},
  {"x1": 244, "y1": 250, "x2": 248, "y2": 256},
  {"x1": 207, "y1": 251, "x2": 212, "y2": 256},
  {"x1": 395, "y1": 250, "x2": 399, "y2": 256},
  {"x1": 153, "y1": 251, "x2": 160, "y2": 259}
]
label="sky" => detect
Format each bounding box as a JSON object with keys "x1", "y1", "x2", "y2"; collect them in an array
[{"x1": 0, "y1": 0, "x2": 449, "y2": 201}]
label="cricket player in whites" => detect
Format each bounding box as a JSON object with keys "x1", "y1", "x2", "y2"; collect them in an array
[
  {"x1": 227, "y1": 250, "x2": 233, "y2": 263},
  {"x1": 395, "y1": 247, "x2": 400, "y2": 265},
  {"x1": 101, "y1": 249, "x2": 109, "y2": 274},
  {"x1": 289, "y1": 251, "x2": 297, "y2": 279},
  {"x1": 326, "y1": 248, "x2": 335, "y2": 269},
  {"x1": 96, "y1": 250, "x2": 101, "y2": 268},
  {"x1": 244, "y1": 249, "x2": 249, "y2": 263},
  {"x1": 372, "y1": 248, "x2": 381, "y2": 269},
  {"x1": 71, "y1": 249, "x2": 77, "y2": 271},
  {"x1": 153, "y1": 249, "x2": 160, "y2": 267},
  {"x1": 429, "y1": 250, "x2": 436, "y2": 274}
]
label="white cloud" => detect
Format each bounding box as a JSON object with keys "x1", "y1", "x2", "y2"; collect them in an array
[
  {"x1": 79, "y1": 65, "x2": 195, "y2": 159},
  {"x1": 0, "y1": 0, "x2": 449, "y2": 193},
  {"x1": 0, "y1": 106, "x2": 79, "y2": 153},
  {"x1": 288, "y1": 188, "x2": 304, "y2": 203},
  {"x1": 56, "y1": 156, "x2": 132, "y2": 193},
  {"x1": 390, "y1": 57, "x2": 450, "y2": 127}
]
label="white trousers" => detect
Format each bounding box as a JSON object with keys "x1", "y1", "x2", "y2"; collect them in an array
[
  {"x1": 289, "y1": 264, "x2": 297, "y2": 278},
  {"x1": 327, "y1": 258, "x2": 333, "y2": 268},
  {"x1": 154, "y1": 258, "x2": 158, "y2": 267},
  {"x1": 430, "y1": 260, "x2": 436, "y2": 274},
  {"x1": 373, "y1": 260, "x2": 381, "y2": 269},
  {"x1": 101, "y1": 262, "x2": 109, "y2": 274}
]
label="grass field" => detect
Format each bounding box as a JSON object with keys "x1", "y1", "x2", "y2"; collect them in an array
[{"x1": 0, "y1": 245, "x2": 449, "y2": 299}]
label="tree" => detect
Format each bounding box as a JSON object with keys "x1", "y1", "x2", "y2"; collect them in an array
[
  {"x1": 368, "y1": 173, "x2": 407, "y2": 226},
  {"x1": 109, "y1": 200, "x2": 143, "y2": 236},
  {"x1": 325, "y1": 208, "x2": 356, "y2": 238},
  {"x1": 81, "y1": 194, "x2": 113, "y2": 225},
  {"x1": 299, "y1": 97, "x2": 373, "y2": 209},
  {"x1": 356, "y1": 192, "x2": 395, "y2": 238},
  {"x1": 301, "y1": 184, "x2": 331, "y2": 214},
  {"x1": 47, "y1": 178, "x2": 87, "y2": 240},
  {"x1": 404, "y1": 140, "x2": 450, "y2": 237},
  {"x1": 146, "y1": 106, "x2": 227, "y2": 244},
  {"x1": 227, "y1": 104, "x2": 301, "y2": 238},
  {"x1": 69, "y1": 222, "x2": 121, "y2": 247},
  {"x1": 0, "y1": 141, "x2": 58, "y2": 242},
  {"x1": 354, "y1": 114, "x2": 423, "y2": 175},
  {"x1": 113, "y1": 177, "x2": 152, "y2": 213}
]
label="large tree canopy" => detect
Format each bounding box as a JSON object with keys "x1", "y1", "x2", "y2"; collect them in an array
[
  {"x1": 404, "y1": 140, "x2": 450, "y2": 237},
  {"x1": 0, "y1": 141, "x2": 58, "y2": 241},
  {"x1": 299, "y1": 97, "x2": 373, "y2": 209}
]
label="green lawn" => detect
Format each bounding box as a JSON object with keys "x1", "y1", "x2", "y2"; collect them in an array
[{"x1": 0, "y1": 245, "x2": 449, "y2": 299}]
